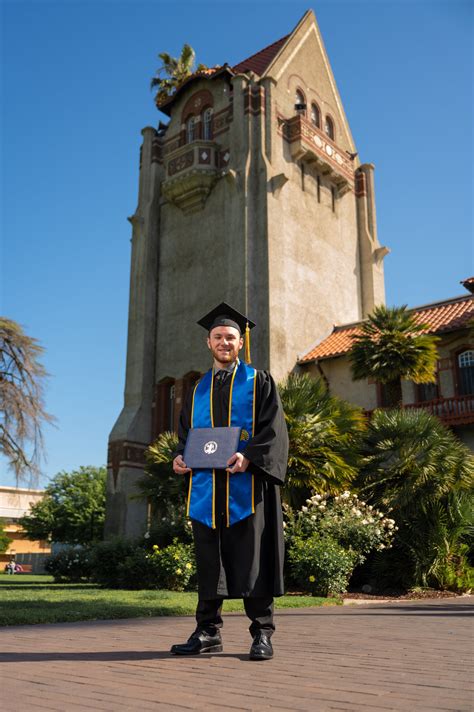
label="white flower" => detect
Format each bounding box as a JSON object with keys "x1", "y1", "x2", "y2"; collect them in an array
[
  {"x1": 342, "y1": 491, "x2": 351, "y2": 499},
  {"x1": 378, "y1": 544, "x2": 385, "y2": 550},
  {"x1": 361, "y1": 519, "x2": 368, "y2": 525},
  {"x1": 282, "y1": 522, "x2": 287, "y2": 529},
  {"x1": 387, "y1": 522, "x2": 394, "y2": 529},
  {"x1": 388, "y1": 518, "x2": 395, "y2": 524},
  {"x1": 378, "y1": 512, "x2": 384, "y2": 518},
  {"x1": 375, "y1": 528, "x2": 381, "y2": 536},
  {"x1": 368, "y1": 517, "x2": 374, "y2": 523},
  {"x1": 306, "y1": 499, "x2": 312, "y2": 504},
  {"x1": 368, "y1": 505, "x2": 373, "y2": 511},
  {"x1": 355, "y1": 510, "x2": 362, "y2": 517},
  {"x1": 313, "y1": 494, "x2": 322, "y2": 501},
  {"x1": 311, "y1": 515, "x2": 316, "y2": 521},
  {"x1": 302, "y1": 506, "x2": 308, "y2": 513},
  {"x1": 351, "y1": 507, "x2": 357, "y2": 514},
  {"x1": 318, "y1": 505, "x2": 325, "y2": 510}
]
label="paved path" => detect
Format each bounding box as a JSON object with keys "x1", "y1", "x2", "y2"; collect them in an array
[{"x1": 1, "y1": 597, "x2": 473, "y2": 712}]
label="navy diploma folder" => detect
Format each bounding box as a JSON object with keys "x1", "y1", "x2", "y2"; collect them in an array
[{"x1": 183, "y1": 427, "x2": 242, "y2": 469}]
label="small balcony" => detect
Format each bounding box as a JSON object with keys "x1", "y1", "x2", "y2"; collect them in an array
[
  {"x1": 365, "y1": 395, "x2": 474, "y2": 427},
  {"x1": 283, "y1": 115, "x2": 355, "y2": 195},
  {"x1": 403, "y1": 395, "x2": 474, "y2": 426},
  {"x1": 161, "y1": 141, "x2": 226, "y2": 214}
]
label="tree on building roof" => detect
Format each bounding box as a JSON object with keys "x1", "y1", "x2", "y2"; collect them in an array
[
  {"x1": 0, "y1": 318, "x2": 56, "y2": 484},
  {"x1": 349, "y1": 305, "x2": 439, "y2": 407},
  {"x1": 151, "y1": 43, "x2": 209, "y2": 106}
]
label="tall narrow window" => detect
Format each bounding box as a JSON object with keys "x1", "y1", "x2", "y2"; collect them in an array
[
  {"x1": 317, "y1": 175, "x2": 321, "y2": 203},
  {"x1": 186, "y1": 116, "x2": 195, "y2": 143},
  {"x1": 331, "y1": 186, "x2": 336, "y2": 212},
  {"x1": 325, "y1": 116, "x2": 335, "y2": 140},
  {"x1": 202, "y1": 108, "x2": 213, "y2": 140},
  {"x1": 300, "y1": 163, "x2": 305, "y2": 191},
  {"x1": 295, "y1": 89, "x2": 306, "y2": 115},
  {"x1": 311, "y1": 103, "x2": 320, "y2": 128},
  {"x1": 458, "y1": 350, "x2": 474, "y2": 395}
]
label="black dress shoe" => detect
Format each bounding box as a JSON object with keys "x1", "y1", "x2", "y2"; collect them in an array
[
  {"x1": 170, "y1": 630, "x2": 223, "y2": 655},
  {"x1": 249, "y1": 631, "x2": 273, "y2": 660}
]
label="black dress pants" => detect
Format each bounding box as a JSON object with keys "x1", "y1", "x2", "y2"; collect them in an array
[{"x1": 196, "y1": 597, "x2": 275, "y2": 637}]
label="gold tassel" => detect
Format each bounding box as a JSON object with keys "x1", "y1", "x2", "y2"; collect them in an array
[{"x1": 244, "y1": 321, "x2": 251, "y2": 364}]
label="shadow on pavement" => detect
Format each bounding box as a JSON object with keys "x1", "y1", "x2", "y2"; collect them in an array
[{"x1": 0, "y1": 651, "x2": 250, "y2": 663}]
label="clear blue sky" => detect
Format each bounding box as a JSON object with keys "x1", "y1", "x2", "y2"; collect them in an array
[{"x1": 1, "y1": 0, "x2": 473, "y2": 488}]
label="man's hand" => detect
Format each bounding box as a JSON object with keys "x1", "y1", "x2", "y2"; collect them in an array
[
  {"x1": 173, "y1": 454, "x2": 191, "y2": 474},
  {"x1": 226, "y1": 452, "x2": 249, "y2": 474}
]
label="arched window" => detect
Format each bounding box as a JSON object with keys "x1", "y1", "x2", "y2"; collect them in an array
[
  {"x1": 295, "y1": 89, "x2": 306, "y2": 115},
  {"x1": 310, "y1": 103, "x2": 320, "y2": 128},
  {"x1": 202, "y1": 108, "x2": 213, "y2": 140},
  {"x1": 186, "y1": 116, "x2": 196, "y2": 143},
  {"x1": 458, "y1": 349, "x2": 474, "y2": 395},
  {"x1": 324, "y1": 116, "x2": 335, "y2": 140}
]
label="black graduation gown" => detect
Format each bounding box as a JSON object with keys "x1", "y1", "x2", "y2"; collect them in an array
[{"x1": 176, "y1": 369, "x2": 288, "y2": 599}]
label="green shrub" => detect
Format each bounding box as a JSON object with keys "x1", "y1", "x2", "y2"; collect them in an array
[
  {"x1": 45, "y1": 547, "x2": 93, "y2": 583},
  {"x1": 149, "y1": 539, "x2": 196, "y2": 591},
  {"x1": 115, "y1": 548, "x2": 160, "y2": 590},
  {"x1": 289, "y1": 535, "x2": 357, "y2": 596},
  {"x1": 284, "y1": 491, "x2": 396, "y2": 566},
  {"x1": 90, "y1": 538, "x2": 139, "y2": 588}
]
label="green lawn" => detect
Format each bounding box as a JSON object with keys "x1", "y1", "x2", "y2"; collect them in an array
[{"x1": 0, "y1": 575, "x2": 340, "y2": 626}]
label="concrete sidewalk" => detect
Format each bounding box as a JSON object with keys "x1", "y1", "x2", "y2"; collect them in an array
[{"x1": 1, "y1": 597, "x2": 472, "y2": 711}]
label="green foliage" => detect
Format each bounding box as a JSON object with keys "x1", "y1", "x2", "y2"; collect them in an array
[
  {"x1": 349, "y1": 306, "x2": 439, "y2": 402},
  {"x1": 285, "y1": 492, "x2": 396, "y2": 567},
  {"x1": 278, "y1": 374, "x2": 365, "y2": 508},
  {"x1": 138, "y1": 431, "x2": 191, "y2": 547},
  {"x1": 151, "y1": 44, "x2": 208, "y2": 103},
  {"x1": 0, "y1": 518, "x2": 12, "y2": 554},
  {"x1": 45, "y1": 547, "x2": 92, "y2": 583},
  {"x1": 19, "y1": 466, "x2": 106, "y2": 544},
  {"x1": 288, "y1": 535, "x2": 357, "y2": 597},
  {"x1": 89, "y1": 537, "x2": 139, "y2": 588},
  {"x1": 149, "y1": 539, "x2": 196, "y2": 592},
  {"x1": 358, "y1": 408, "x2": 474, "y2": 590}
]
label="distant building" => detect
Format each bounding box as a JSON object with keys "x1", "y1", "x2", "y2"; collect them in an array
[
  {"x1": 0, "y1": 486, "x2": 51, "y2": 572},
  {"x1": 106, "y1": 9, "x2": 388, "y2": 537},
  {"x1": 298, "y1": 280, "x2": 474, "y2": 450}
]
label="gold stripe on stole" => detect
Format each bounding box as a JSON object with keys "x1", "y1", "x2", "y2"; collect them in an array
[
  {"x1": 251, "y1": 370, "x2": 257, "y2": 513},
  {"x1": 210, "y1": 372, "x2": 217, "y2": 529},
  {"x1": 226, "y1": 366, "x2": 239, "y2": 527},
  {"x1": 186, "y1": 382, "x2": 199, "y2": 518}
]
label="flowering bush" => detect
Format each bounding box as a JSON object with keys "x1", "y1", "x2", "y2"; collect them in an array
[
  {"x1": 149, "y1": 539, "x2": 196, "y2": 591},
  {"x1": 285, "y1": 491, "x2": 396, "y2": 566},
  {"x1": 289, "y1": 535, "x2": 357, "y2": 596},
  {"x1": 45, "y1": 547, "x2": 93, "y2": 583},
  {"x1": 284, "y1": 491, "x2": 397, "y2": 595}
]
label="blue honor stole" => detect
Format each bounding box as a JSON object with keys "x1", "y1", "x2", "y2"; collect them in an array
[{"x1": 186, "y1": 360, "x2": 257, "y2": 528}]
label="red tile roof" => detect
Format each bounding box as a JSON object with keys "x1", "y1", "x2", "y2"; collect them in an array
[
  {"x1": 157, "y1": 34, "x2": 290, "y2": 112},
  {"x1": 232, "y1": 34, "x2": 290, "y2": 76},
  {"x1": 299, "y1": 295, "x2": 474, "y2": 363}
]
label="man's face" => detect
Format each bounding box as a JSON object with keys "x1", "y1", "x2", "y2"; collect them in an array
[{"x1": 207, "y1": 326, "x2": 243, "y2": 366}]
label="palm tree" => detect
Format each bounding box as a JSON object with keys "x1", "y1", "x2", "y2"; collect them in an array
[
  {"x1": 349, "y1": 305, "x2": 439, "y2": 406},
  {"x1": 358, "y1": 408, "x2": 474, "y2": 589},
  {"x1": 151, "y1": 44, "x2": 208, "y2": 105},
  {"x1": 279, "y1": 374, "x2": 366, "y2": 508}
]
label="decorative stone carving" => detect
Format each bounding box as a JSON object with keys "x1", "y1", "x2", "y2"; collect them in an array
[{"x1": 162, "y1": 140, "x2": 221, "y2": 214}]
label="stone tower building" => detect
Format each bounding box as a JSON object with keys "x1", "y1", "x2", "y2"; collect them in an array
[{"x1": 105, "y1": 10, "x2": 388, "y2": 537}]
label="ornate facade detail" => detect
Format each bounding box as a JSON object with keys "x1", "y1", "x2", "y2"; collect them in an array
[
  {"x1": 282, "y1": 114, "x2": 355, "y2": 195},
  {"x1": 107, "y1": 440, "x2": 148, "y2": 490},
  {"x1": 161, "y1": 140, "x2": 221, "y2": 214}
]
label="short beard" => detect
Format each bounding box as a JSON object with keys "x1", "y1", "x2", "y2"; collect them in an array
[{"x1": 210, "y1": 347, "x2": 237, "y2": 366}]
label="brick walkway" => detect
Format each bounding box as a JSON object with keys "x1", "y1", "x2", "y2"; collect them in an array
[{"x1": 1, "y1": 597, "x2": 473, "y2": 711}]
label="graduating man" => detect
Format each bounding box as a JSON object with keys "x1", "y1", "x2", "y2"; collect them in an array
[{"x1": 171, "y1": 303, "x2": 289, "y2": 660}]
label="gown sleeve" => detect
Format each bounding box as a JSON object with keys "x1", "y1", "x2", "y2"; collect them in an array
[
  {"x1": 243, "y1": 370, "x2": 289, "y2": 486},
  {"x1": 174, "y1": 386, "x2": 193, "y2": 459}
]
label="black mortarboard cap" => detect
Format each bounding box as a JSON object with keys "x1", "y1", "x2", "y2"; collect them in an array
[{"x1": 197, "y1": 302, "x2": 255, "y2": 363}]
